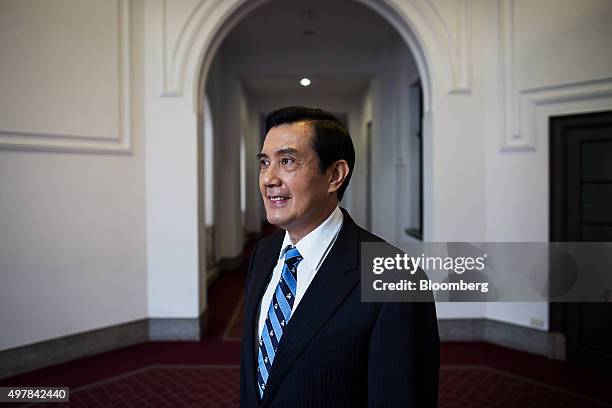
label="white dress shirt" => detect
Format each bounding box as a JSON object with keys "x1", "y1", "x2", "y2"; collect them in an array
[{"x1": 256, "y1": 206, "x2": 344, "y2": 343}]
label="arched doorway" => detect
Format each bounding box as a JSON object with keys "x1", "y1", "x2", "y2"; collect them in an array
[
  {"x1": 194, "y1": 0, "x2": 434, "y2": 121},
  {"x1": 196, "y1": 1, "x2": 440, "y2": 326},
  {"x1": 145, "y1": 0, "x2": 464, "y2": 332}
]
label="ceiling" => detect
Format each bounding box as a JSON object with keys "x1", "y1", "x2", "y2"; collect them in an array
[
  {"x1": 219, "y1": 0, "x2": 403, "y2": 99},
  {"x1": 222, "y1": 0, "x2": 401, "y2": 53}
]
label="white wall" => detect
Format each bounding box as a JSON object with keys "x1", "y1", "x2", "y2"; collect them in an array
[
  {"x1": 0, "y1": 0, "x2": 147, "y2": 350},
  {"x1": 144, "y1": 1, "x2": 200, "y2": 319},
  {"x1": 480, "y1": 0, "x2": 612, "y2": 330}
]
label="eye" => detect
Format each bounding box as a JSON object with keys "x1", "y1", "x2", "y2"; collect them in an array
[
  {"x1": 259, "y1": 158, "x2": 270, "y2": 168},
  {"x1": 281, "y1": 157, "x2": 295, "y2": 166}
]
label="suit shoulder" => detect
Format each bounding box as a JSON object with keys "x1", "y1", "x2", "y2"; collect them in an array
[
  {"x1": 356, "y1": 226, "x2": 401, "y2": 251},
  {"x1": 357, "y1": 227, "x2": 385, "y2": 244}
]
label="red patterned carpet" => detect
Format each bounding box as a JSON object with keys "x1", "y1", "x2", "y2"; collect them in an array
[
  {"x1": 19, "y1": 364, "x2": 610, "y2": 408},
  {"x1": 2, "y1": 231, "x2": 612, "y2": 407},
  {"x1": 34, "y1": 366, "x2": 240, "y2": 408}
]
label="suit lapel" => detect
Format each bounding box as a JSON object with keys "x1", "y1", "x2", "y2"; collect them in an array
[
  {"x1": 243, "y1": 232, "x2": 284, "y2": 404},
  {"x1": 262, "y1": 210, "x2": 361, "y2": 405}
]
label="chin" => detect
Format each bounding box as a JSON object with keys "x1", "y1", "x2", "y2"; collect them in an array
[{"x1": 266, "y1": 211, "x2": 287, "y2": 228}]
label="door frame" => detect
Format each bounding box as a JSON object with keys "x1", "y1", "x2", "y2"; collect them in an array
[{"x1": 549, "y1": 110, "x2": 612, "y2": 364}]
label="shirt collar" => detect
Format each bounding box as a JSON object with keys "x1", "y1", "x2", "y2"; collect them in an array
[{"x1": 279, "y1": 206, "x2": 344, "y2": 267}]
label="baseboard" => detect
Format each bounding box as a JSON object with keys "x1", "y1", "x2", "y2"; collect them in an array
[
  {"x1": 0, "y1": 312, "x2": 209, "y2": 380},
  {"x1": 148, "y1": 318, "x2": 201, "y2": 341},
  {"x1": 0, "y1": 319, "x2": 149, "y2": 380},
  {"x1": 1, "y1": 316, "x2": 564, "y2": 380},
  {"x1": 438, "y1": 318, "x2": 566, "y2": 360}
]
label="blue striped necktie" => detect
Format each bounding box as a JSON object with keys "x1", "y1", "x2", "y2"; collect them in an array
[{"x1": 257, "y1": 245, "x2": 303, "y2": 397}]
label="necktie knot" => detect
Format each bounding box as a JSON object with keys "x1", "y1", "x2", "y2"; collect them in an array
[{"x1": 283, "y1": 245, "x2": 302, "y2": 268}]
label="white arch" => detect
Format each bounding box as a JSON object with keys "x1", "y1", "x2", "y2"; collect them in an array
[
  {"x1": 189, "y1": 0, "x2": 442, "y2": 112},
  {"x1": 184, "y1": 0, "x2": 456, "y2": 242},
  {"x1": 146, "y1": 0, "x2": 466, "y2": 323},
  {"x1": 160, "y1": 0, "x2": 465, "y2": 114}
]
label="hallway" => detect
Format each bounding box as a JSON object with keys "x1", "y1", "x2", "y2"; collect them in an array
[{"x1": 2, "y1": 1, "x2": 612, "y2": 406}]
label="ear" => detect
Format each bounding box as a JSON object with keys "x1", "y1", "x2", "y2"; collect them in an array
[{"x1": 327, "y1": 160, "x2": 350, "y2": 195}]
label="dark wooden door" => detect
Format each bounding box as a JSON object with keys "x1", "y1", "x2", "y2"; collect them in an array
[{"x1": 550, "y1": 110, "x2": 612, "y2": 371}]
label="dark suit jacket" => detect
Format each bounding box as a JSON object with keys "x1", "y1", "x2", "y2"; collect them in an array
[{"x1": 240, "y1": 208, "x2": 439, "y2": 407}]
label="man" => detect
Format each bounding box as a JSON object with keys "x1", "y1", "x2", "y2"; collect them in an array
[{"x1": 240, "y1": 106, "x2": 439, "y2": 407}]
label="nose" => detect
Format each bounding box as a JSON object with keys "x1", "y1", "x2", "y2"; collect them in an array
[{"x1": 261, "y1": 162, "x2": 281, "y2": 189}]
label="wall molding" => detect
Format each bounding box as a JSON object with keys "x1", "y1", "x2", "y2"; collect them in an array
[
  {"x1": 160, "y1": 0, "x2": 471, "y2": 98},
  {"x1": 502, "y1": 77, "x2": 612, "y2": 152},
  {"x1": 0, "y1": 314, "x2": 207, "y2": 380},
  {"x1": 160, "y1": 0, "x2": 227, "y2": 97},
  {"x1": 424, "y1": 0, "x2": 471, "y2": 94},
  {"x1": 0, "y1": 0, "x2": 132, "y2": 154},
  {"x1": 499, "y1": 0, "x2": 520, "y2": 150},
  {"x1": 1, "y1": 316, "x2": 564, "y2": 380},
  {"x1": 498, "y1": 0, "x2": 612, "y2": 151}
]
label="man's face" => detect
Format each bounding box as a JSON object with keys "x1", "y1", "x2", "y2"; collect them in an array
[{"x1": 258, "y1": 122, "x2": 333, "y2": 237}]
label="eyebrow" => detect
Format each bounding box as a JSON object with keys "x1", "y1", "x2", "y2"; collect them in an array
[{"x1": 256, "y1": 148, "x2": 299, "y2": 160}]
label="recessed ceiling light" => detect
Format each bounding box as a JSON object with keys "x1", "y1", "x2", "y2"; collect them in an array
[{"x1": 299, "y1": 78, "x2": 311, "y2": 87}]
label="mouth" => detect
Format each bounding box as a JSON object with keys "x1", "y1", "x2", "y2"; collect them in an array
[{"x1": 267, "y1": 195, "x2": 291, "y2": 207}]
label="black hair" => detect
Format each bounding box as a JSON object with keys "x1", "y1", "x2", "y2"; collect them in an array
[{"x1": 264, "y1": 106, "x2": 355, "y2": 201}]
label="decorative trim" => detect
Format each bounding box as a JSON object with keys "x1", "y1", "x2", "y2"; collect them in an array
[
  {"x1": 0, "y1": 0, "x2": 132, "y2": 154},
  {"x1": 387, "y1": 0, "x2": 472, "y2": 94},
  {"x1": 455, "y1": 0, "x2": 471, "y2": 93},
  {"x1": 502, "y1": 77, "x2": 612, "y2": 152},
  {"x1": 516, "y1": 78, "x2": 612, "y2": 150},
  {"x1": 424, "y1": 0, "x2": 471, "y2": 94},
  {"x1": 160, "y1": 0, "x2": 226, "y2": 97},
  {"x1": 499, "y1": 0, "x2": 521, "y2": 150},
  {"x1": 161, "y1": 0, "x2": 471, "y2": 97},
  {"x1": 438, "y1": 318, "x2": 565, "y2": 360},
  {"x1": 498, "y1": 0, "x2": 612, "y2": 152}
]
